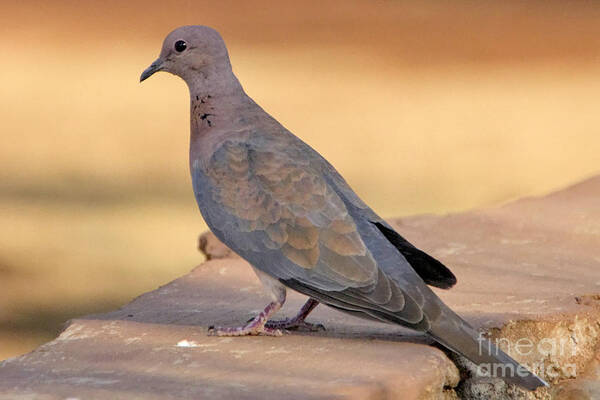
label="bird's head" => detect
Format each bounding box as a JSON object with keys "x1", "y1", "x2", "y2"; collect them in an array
[{"x1": 140, "y1": 25, "x2": 232, "y2": 84}]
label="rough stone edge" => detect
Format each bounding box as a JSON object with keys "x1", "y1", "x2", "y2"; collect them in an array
[{"x1": 453, "y1": 308, "x2": 600, "y2": 399}]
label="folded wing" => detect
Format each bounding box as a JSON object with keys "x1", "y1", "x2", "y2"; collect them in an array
[{"x1": 196, "y1": 136, "x2": 429, "y2": 328}]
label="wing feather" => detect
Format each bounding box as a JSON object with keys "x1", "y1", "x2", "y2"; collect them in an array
[{"x1": 194, "y1": 135, "x2": 430, "y2": 330}]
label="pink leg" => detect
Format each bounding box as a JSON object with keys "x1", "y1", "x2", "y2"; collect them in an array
[
  {"x1": 264, "y1": 298, "x2": 324, "y2": 332},
  {"x1": 208, "y1": 300, "x2": 284, "y2": 337}
]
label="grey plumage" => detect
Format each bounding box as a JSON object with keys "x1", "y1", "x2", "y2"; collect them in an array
[{"x1": 141, "y1": 25, "x2": 548, "y2": 391}]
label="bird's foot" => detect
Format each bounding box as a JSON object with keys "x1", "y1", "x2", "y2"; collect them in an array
[
  {"x1": 264, "y1": 318, "x2": 325, "y2": 332},
  {"x1": 207, "y1": 299, "x2": 283, "y2": 337},
  {"x1": 264, "y1": 298, "x2": 324, "y2": 332},
  {"x1": 207, "y1": 323, "x2": 282, "y2": 337}
]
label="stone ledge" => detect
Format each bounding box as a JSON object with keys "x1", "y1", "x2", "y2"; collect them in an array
[{"x1": 1, "y1": 176, "x2": 600, "y2": 399}]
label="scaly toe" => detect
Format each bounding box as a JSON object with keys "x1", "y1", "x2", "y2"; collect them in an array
[
  {"x1": 264, "y1": 319, "x2": 326, "y2": 332},
  {"x1": 261, "y1": 327, "x2": 284, "y2": 337},
  {"x1": 207, "y1": 324, "x2": 283, "y2": 337}
]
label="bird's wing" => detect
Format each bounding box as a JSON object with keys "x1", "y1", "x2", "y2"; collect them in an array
[
  {"x1": 195, "y1": 136, "x2": 428, "y2": 327},
  {"x1": 323, "y1": 165, "x2": 457, "y2": 289}
]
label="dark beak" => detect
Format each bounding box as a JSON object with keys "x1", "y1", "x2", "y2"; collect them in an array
[{"x1": 140, "y1": 59, "x2": 163, "y2": 82}]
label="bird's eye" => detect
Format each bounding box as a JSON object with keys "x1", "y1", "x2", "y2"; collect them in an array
[{"x1": 174, "y1": 40, "x2": 187, "y2": 52}]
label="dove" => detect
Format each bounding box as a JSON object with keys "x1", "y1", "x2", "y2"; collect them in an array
[{"x1": 140, "y1": 25, "x2": 548, "y2": 390}]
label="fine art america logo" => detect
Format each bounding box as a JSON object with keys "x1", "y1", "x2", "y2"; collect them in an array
[{"x1": 476, "y1": 333, "x2": 577, "y2": 379}]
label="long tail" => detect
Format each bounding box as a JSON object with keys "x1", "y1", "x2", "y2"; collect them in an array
[{"x1": 428, "y1": 311, "x2": 548, "y2": 390}]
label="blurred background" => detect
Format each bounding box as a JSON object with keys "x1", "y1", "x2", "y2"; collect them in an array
[{"x1": 1, "y1": 0, "x2": 599, "y2": 360}]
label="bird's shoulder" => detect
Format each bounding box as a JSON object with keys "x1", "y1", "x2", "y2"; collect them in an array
[{"x1": 206, "y1": 129, "x2": 327, "y2": 196}]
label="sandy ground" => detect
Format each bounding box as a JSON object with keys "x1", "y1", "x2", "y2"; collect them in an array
[{"x1": 1, "y1": 0, "x2": 599, "y2": 359}]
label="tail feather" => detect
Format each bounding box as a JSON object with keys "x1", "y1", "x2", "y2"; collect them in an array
[{"x1": 429, "y1": 316, "x2": 548, "y2": 390}]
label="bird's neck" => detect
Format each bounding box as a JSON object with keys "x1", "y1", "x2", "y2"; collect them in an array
[
  {"x1": 187, "y1": 69, "x2": 254, "y2": 167},
  {"x1": 187, "y1": 63, "x2": 243, "y2": 98},
  {"x1": 188, "y1": 67, "x2": 245, "y2": 131}
]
